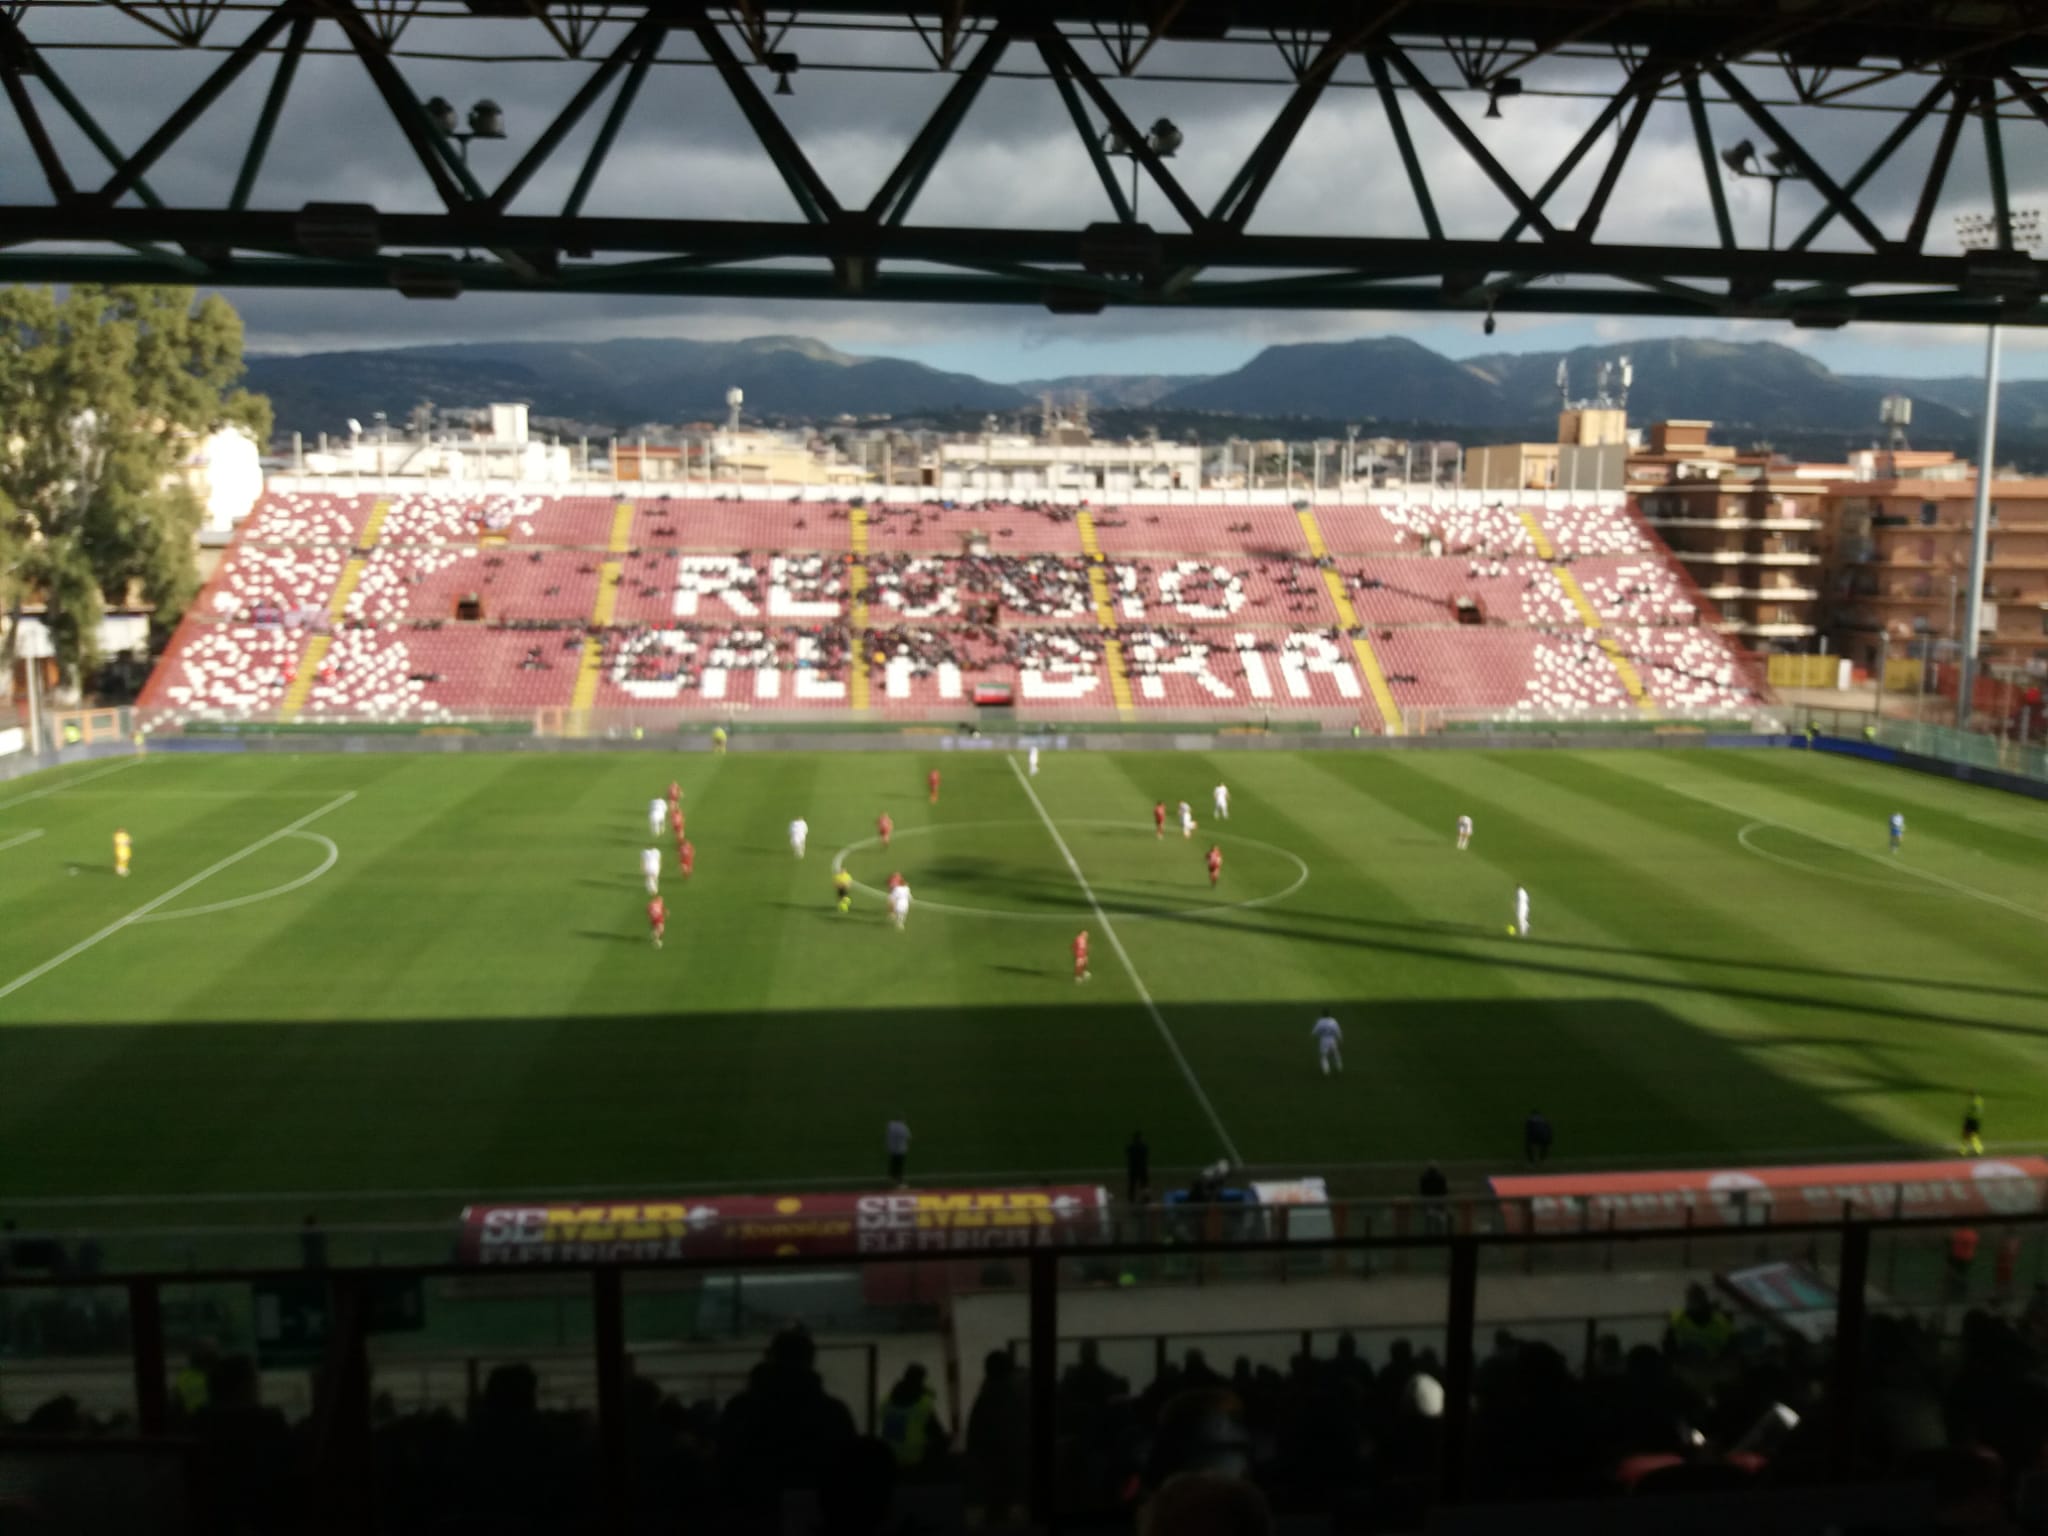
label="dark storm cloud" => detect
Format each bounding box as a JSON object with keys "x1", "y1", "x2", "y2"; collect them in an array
[{"x1": 4, "y1": 5, "x2": 2043, "y2": 365}]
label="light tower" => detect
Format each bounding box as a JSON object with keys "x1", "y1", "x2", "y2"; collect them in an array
[{"x1": 725, "y1": 387, "x2": 744, "y2": 436}]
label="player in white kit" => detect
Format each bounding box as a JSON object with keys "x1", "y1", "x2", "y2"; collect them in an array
[
  {"x1": 1178, "y1": 800, "x2": 1195, "y2": 839},
  {"x1": 1312, "y1": 1010, "x2": 1344, "y2": 1075},
  {"x1": 888, "y1": 881, "x2": 912, "y2": 930},
  {"x1": 640, "y1": 846, "x2": 662, "y2": 895},
  {"x1": 647, "y1": 796, "x2": 669, "y2": 840},
  {"x1": 789, "y1": 818, "x2": 809, "y2": 858},
  {"x1": 1456, "y1": 815, "x2": 1473, "y2": 851},
  {"x1": 1028, "y1": 746, "x2": 1040, "y2": 776},
  {"x1": 1212, "y1": 783, "x2": 1230, "y2": 820},
  {"x1": 1513, "y1": 886, "x2": 1529, "y2": 936}
]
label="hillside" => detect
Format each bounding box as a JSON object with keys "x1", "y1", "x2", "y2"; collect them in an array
[
  {"x1": 1158, "y1": 336, "x2": 1508, "y2": 422},
  {"x1": 247, "y1": 335, "x2": 1026, "y2": 437},
  {"x1": 246, "y1": 330, "x2": 2030, "y2": 455}
]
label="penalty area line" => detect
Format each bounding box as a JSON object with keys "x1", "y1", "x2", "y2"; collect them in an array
[
  {"x1": 1006, "y1": 753, "x2": 1244, "y2": 1168},
  {"x1": 0, "y1": 829, "x2": 47, "y2": 855},
  {"x1": 0, "y1": 790, "x2": 357, "y2": 1007}
]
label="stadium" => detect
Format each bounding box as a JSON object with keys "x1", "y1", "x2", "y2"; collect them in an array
[{"x1": 5, "y1": 1, "x2": 2048, "y2": 1532}]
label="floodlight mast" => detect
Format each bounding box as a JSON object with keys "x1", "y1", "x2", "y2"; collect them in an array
[{"x1": 1953, "y1": 208, "x2": 2043, "y2": 730}]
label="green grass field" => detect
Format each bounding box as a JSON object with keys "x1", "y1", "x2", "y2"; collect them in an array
[{"x1": 1, "y1": 743, "x2": 2044, "y2": 1226}]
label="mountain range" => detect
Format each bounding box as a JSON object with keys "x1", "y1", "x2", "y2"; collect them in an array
[{"x1": 243, "y1": 332, "x2": 2048, "y2": 453}]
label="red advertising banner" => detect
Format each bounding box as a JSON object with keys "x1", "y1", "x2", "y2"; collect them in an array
[
  {"x1": 458, "y1": 1185, "x2": 1112, "y2": 1266},
  {"x1": 1489, "y1": 1157, "x2": 2048, "y2": 1235}
]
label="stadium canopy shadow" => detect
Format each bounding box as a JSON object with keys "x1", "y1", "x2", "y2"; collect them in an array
[
  {"x1": 1172, "y1": 908, "x2": 2048, "y2": 1008},
  {"x1": 0, "y1": 998, "x2": 1928, "y2": 1231}
]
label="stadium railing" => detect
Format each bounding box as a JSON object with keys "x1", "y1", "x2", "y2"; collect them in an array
[
  {"x1": 1796, "y1": 706, "x2": 2048, "y2": 789},
  {"x1": 1399, "y1": 706, "x2": 1786, "y2": 736},
  {"x1": 0, "y1": 1193, "x2": 2041, "y2": 1530}
]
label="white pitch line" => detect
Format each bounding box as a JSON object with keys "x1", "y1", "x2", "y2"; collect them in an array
[
  {"x1": 0, "y1": 756, "x2": 146, "y2": 815},
  {"x1": 0, "y1": 791, "x2": 356, "y2": 1007},
  {"x1": 1668, "y1": 781, "x2": 2048, "y2": 927},
  {"x1": 0, "y1": 829, "x2": 46, "y2": 855},
  {"x1": 1006, "y1": 754, "x2": 1243, "y2": 1166},
  {"x1": 133, "y1": 832, "x2": 340, "y2": 924}
]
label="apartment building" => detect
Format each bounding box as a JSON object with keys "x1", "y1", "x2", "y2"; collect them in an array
[
  {"x1": 1827, "y1": 457, "x2": 2048, "y2": 672},
  {"x1": 1628, "y1": 422, "x2": 1827, "y2": 649}
]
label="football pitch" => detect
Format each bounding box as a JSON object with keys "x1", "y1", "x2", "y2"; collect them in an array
[{"x1": 1, "y1": 742, "x2": 2044, "y2": 1227}]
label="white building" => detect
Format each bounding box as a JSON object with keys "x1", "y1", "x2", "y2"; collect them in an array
[
  {"x1": 298, "y1": 402, "x2": 576, "y2": 484},
  {"x1": 938, "y1": 434, "x2": 1202, "y2": 497}
]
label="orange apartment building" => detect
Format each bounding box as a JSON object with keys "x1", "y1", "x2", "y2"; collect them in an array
[
  {"x1": 1628, "y1": 421, "x2": 1829, "y2": 649},
  {"x1": 1827, "y1": 454, "x2": 2048, "y2": 673}
]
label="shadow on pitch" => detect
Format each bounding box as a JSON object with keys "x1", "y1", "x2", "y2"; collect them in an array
[
  {"x1": 1130, "y1": 908, "x2": 2048, "y2": 1042},
  {"x1": 1209, "y1": 906, "x2": 2048, "y2": 1008},
  {"x1": 574, "y1": 929, "x2": 649, "y2": 944}
]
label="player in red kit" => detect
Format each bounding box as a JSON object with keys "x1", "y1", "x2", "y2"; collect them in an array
[
  {"x1": 678, "y1": 839, "x2": 694, "y2": 878},
  {"x1": 1154, "y1": 801, "x2": 1167, "y2": 838},
  {"x1": 878, "y1": 812, "x2": 893, "y2": 848},
  {"x1": 647, "y1": 895, "x2": 667, "y2": 948},
  {"x1": 927, "y1": 768, "x2": 941, "y2": 804},
  {"x1": 1207, "y1": 844, "x2": 1223, "y2": 887},
  {"x1": 1073, "y1": 928, "x2": 1091, "y2": 982}
]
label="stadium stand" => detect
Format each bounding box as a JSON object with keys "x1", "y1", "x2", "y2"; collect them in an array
[{"x1": 140, "y1": 490, "x2": 1770, "y2": 728}]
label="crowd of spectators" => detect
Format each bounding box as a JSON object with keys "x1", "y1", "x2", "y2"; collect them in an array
[{"x1": 12, "y1": 1287, "x2": 2048, "y2": 1530}]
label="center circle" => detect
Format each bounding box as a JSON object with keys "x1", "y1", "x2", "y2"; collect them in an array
[{"x1": 829, "y1": 818, "x2": 1309, "y2": 921}]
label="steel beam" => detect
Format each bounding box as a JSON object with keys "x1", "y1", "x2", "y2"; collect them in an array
[
  {"x1": 315, "y1": 0, "x2": 472, "y2": 210},
  {"x1": 489, "y1": 13, "x2": 667, "y2": 214},
  {"x1": 1786, "y1": 76, "x2": 1950, "y2": 253},
  {"x1": 1708, "y1": 63, "x2": 1892, "y2": 252},
  {"x1": 6, "y1": 21, "x2": 167, "y2": 209},
  {"x1": 1574, "y1": 66, "x2": 1664, "y2": 240},
  {"x1": 1906, "y1": 82, "x2": 1976, "y2": 254},
  {"x1": 562, "y1": 27, "x2": 659, "y2": 220},
  {"x1": 90, "y1": 1, "x2": 299, "y2": 207},
  {"x1": 1382, "y1": 44, "x2": 1556, "y2": 242},
  {"x1": 1502, "y1": 58, "x2": 1659, "y2": 244},
  {"x1": 1683, "y1": 71, "x2": 1736, "y2": 253},
  {"x1": 866, "y1": 23, "x2": 1009, "y2": 227},
  {"x1": 1, "y1": 207, "x2": 2031, "y2": 287},
  {"x1": 230, "y1": 11, "x2": 313, "y2": 212},
  {"x1": 1362, "y1": 48, "x2": 1442, "y2": 244},
  {"x1": 0, "y1": 19, "x2": 75, "y2": 203},
  {"x1": 1042, "y1": 35, "x2": 1133, "y2": 224},
  {"x1": 0, "y1": 250, "x2": 2034, "y2": 324},
  {"x1": 691, "y1": 13, "x2": 841, "y2": 225},
  {"x1": 1039, "y1": 28, "x2": 1208, "y2": 232}
]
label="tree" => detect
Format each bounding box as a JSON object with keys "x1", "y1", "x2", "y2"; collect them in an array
[{"x1": 0, "y1": 286, "x2": 272, "y2": 690}]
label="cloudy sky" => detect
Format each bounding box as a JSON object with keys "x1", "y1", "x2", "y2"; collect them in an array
[{"x1": 8, "y1": 6, "x2": 2048, "y2": 383}]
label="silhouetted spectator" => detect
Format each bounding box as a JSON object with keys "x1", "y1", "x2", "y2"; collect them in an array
[
  {"x1": 1524, "y1": 1109, "x2": 1554, "y2": 1163},
  {"x1": 300, "y1": 1214, "x2": 327, "y2": 1271},
  {"x1": 718, "y1": 1325, "x2": 858, "y2": 1506},
  {"x1": 965, "y1": 1350, "x2": 1028, "y2": 1524},
  {"x1": 1126, "y1": 1131, "x2": 1151, "y2": 1203}
]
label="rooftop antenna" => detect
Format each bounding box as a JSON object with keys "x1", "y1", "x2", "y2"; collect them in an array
[
  {"x1": 1556, "y1": 359, "x2": 1569, "y2": 409},
  {"x1": 1617, "y1": 355, "x2": 1632, "y2": 408},
  {"x1": 1595, "y1": 360, "x2": 1612, "y2": 406},
  {"x1": 1879, "y1": 392, "x2": 1912, "y2": 453}
]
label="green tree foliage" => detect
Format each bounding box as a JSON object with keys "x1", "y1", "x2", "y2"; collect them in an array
[{"x1": 0, "y1": 286, "x2": 271, "y2": 686}]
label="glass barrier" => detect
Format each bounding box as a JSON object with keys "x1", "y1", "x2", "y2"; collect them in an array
[{"x1": 0, "y1": 1283, "x2": 135, "y2": 1431}]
